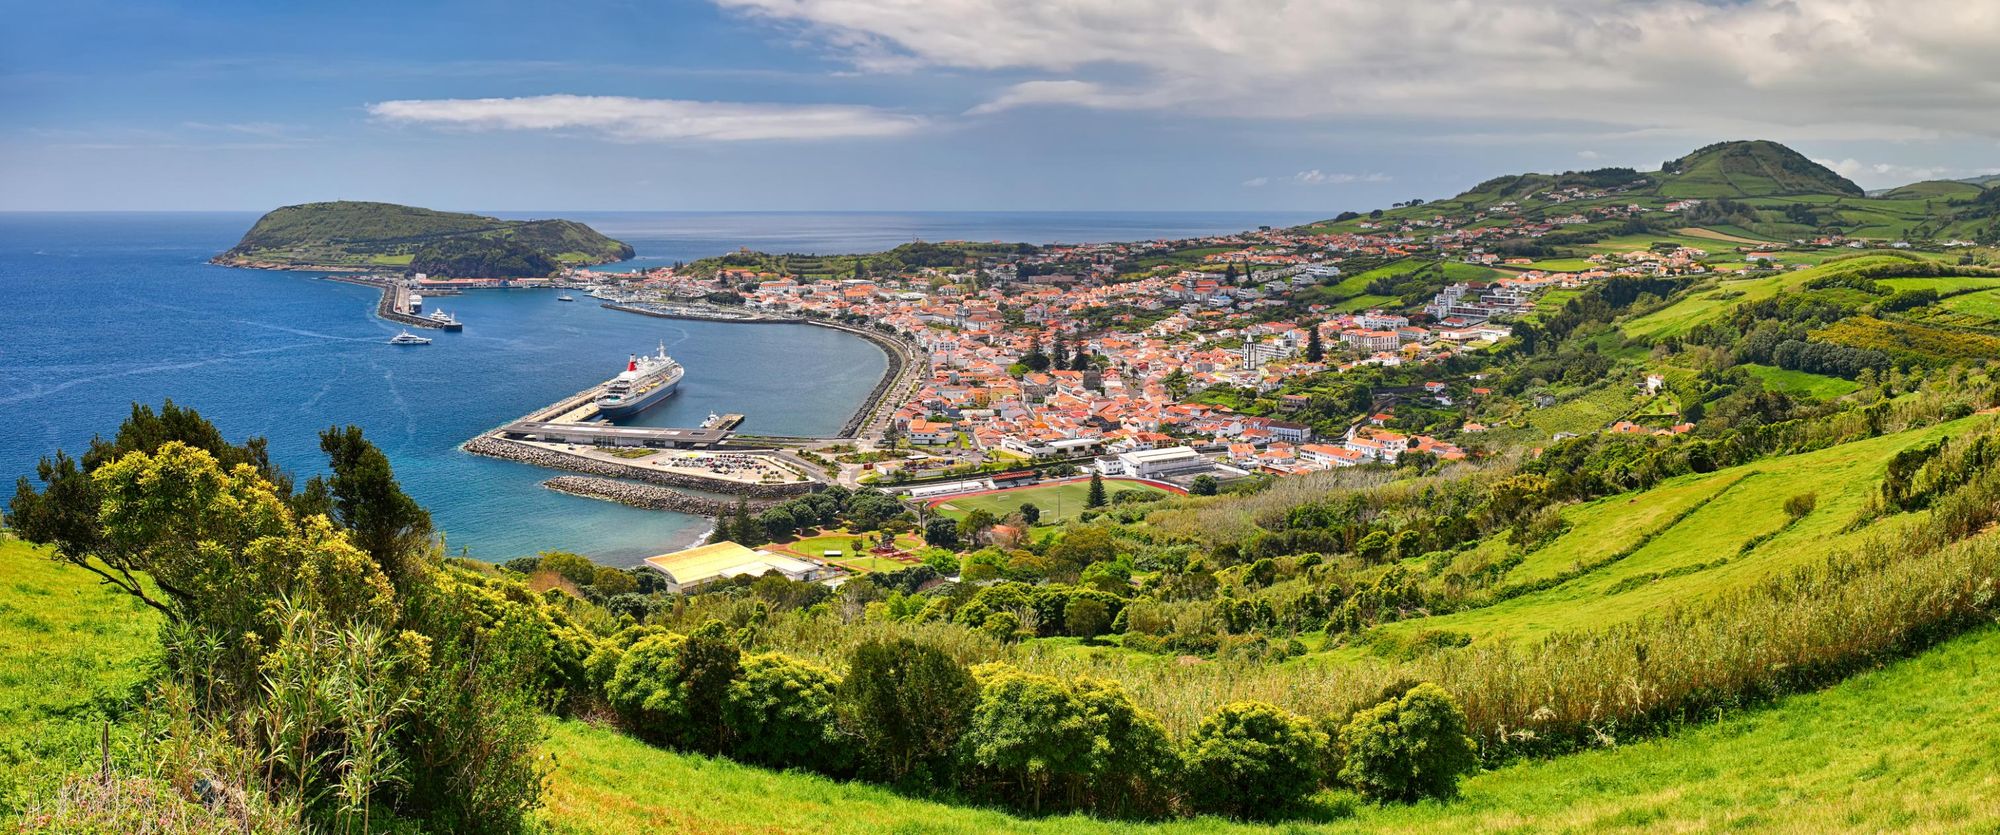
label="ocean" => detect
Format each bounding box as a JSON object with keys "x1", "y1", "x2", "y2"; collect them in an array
[{"x1": 0, "y1": 210, "x2": 1320, "y2": 565}]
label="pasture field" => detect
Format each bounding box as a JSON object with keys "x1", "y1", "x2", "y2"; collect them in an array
[
  {"x1": 1369, "y1": 415, "x2": 1988, "y2": 647},
  {"x1": 1740, "y1": 363, "x2": 1861, "y2": 399},
  {"x1": 1622, "y1": 254, "x2": 1949, "y2": 339},
  {"x1": 932, "y1": 478, "x2": 1178, "y2": 524},
  {"x1": 1937, "y1": 288, "x2": 2000, "y2": 320},
  {"x1": 1518, "y1": 385, "x2": 1640, "y2": 439}
]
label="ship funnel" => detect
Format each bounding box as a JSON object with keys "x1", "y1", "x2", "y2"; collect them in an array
[{"x1": 628, "y1": 355, "x2": 638, "y2": 372}]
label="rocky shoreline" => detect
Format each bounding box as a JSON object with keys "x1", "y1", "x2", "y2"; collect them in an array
[
  {"x1": 542, "y1": 475, "x2": 779, "y2": 515},
  {"x1": 462, "y1": 435, "x2": 817, "y2": 498}
]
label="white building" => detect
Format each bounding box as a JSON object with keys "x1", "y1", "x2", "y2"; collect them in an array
[{"x1": 1116, "y1": 446, "x2": 1209, "y2": 479}]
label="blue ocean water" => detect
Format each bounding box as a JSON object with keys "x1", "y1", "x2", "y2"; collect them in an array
[{"x1": 0, "y1": 210, "x2": 1316, "y2": 565}]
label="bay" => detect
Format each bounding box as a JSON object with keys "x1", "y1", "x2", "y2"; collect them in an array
[{"x1": 0, "y1": 210, "x2": 1316, "y2": 565}]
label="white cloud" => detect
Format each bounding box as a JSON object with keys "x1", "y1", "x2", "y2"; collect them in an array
[
  {"x1": 1294, "y1": 169, "x2": 1390, "y2": 186},
  {"x1": 1241, "y1": 176, "x2": 1270, "y2": 188},
  {"x1": 1814, "y1": 157, "x2": 1958, "y2": 185},
  {"x1": 1577, "y1": 149, "x2": 1601, "y2": 160},
  {"x1": 366, "y1": 94, "x2": 926, "y2": 142},
  {"x1": 716, "y1": 0, "x2": 2000, "y2": 140}
]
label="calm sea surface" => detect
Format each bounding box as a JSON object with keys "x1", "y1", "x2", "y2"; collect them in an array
[{"x1": 0, "y1": 211, "x2": 1317, "y2": 565}]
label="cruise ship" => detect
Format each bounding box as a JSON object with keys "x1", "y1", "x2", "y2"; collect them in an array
[{"x1": 594, "y1": 343, "x2": 684, "y2": 419}]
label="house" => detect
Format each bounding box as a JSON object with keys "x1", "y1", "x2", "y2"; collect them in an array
[
  {"x1": 904, "y1": 419, "x2": 954, "y2": 445},
  {"x1": 644, "y1": 542, "x2": 832, "y2": 593}
]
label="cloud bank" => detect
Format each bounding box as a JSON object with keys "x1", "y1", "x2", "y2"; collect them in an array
[
  {"x1": 718, "y1": 0, "x2": 2000, "y2": 141},
  {"x1": 367, "y1": 94, "x2": 926, "y2": 142}
]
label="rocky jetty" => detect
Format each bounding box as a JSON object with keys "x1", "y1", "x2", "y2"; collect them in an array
[
  {"x1": 462, "y1": 435, "x2": 816, "y2": 498},
  {"x1": 542, "y1": 476, "x2": 779, "y2": 515}
]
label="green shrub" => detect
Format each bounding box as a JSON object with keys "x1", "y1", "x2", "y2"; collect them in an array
[
  {"x1": 1336, "y1": 682, "x2": 1478, "y2": 802},
  {"x1": 959, "y1": 667, "x2": 1179, "y2": 816},
  {"x1": 725, "y1": 653, "x2": 850, "y2": 775},
  {"x1": 835, "y1": 638, "x2": 978, "y2": 788},
  {"x1": 1181, "y1": 701, "x2": 1327, "y2": 819},
  {"x1": 604, "y1": 622, "x2": 741, "y2": 753}
]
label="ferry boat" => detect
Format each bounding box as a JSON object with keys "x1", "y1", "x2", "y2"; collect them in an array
[
  {"x1": 425, "y1": 309, "x2": 464, "y2": 331},
  {"x1": 594, "y1": 342, "x2": 684, "y2": 419},
  {"x1": 388, "y1": 330, "x2": 432, "y2": 346},
  {"x1": 407, "y1": 292, "x2": 424, "y2": 313}
]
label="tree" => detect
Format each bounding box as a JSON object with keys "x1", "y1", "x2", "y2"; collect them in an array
[
  {"x1": 725, "y1": 653, "x2": 851, "y2": 775},
  {"x1": 1336, "y1": 683, "x2": 1478, "y2": 803},
  {"x1": 1020, "y1": 337, "x2": 1051, "y2": 373},
  {"x1": 835, "y1": 638, "x2": 979, "y2": 787},
  {"x1": 538, "y1": 550, "x2": 597, "y2": 586},
  {"x1": 1182, "y1": 701, "x2": 1328, "y2": 819},
  {"x1": 958, "y1": 508, "x2": 998, "y2": 540},
  {"x1": 1065, "y1": 596, "x2": 1111, "y2": 638},
  {"x1": 1018, "y1": 502, "x2": 1042, "y2": 525},
  {"x1": 606, "y1": 622, "x2": 742, "y2": 754},
  {"x1": 959, "y1": 668, "x2": 1101, "y2": 811},
  {"x1": 9, "y1": 401, "x2": 297, "y2": 620},
  {"x1": 319, "y1": 425, "x2": 432, "y2": 587},
  {"x1": 757, "y1": 507, "x2": 798, "y2": 543},
  {"x1": 1086, "y1": 472, "x2": 1107, "y2": 508},
  {"x1": 924, "y1": 516, "x2": 960, "y2": 549},
  {"x1": 1190, "y1": 475, "x2": 1219, "y2": 496},
  {"x1": 1306, "y1": 324, "x2": 1324, "y2": 363}
]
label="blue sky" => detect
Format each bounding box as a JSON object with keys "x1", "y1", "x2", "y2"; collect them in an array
[{"x1": 5, "y1": 0, "x2": 2000, "y2": 212}]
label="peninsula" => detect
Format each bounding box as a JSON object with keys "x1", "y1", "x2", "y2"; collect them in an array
[{"x1": 211, "y1": 200, "x2": 634, "y2": 276}]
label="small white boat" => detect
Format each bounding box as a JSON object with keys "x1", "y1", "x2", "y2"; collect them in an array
[
  {"x1": 557, "y1": 293, "x2": 575, "y2": 302},
  {"x1": 388, "y1": 330, "x2": 432, "y2": 346}
]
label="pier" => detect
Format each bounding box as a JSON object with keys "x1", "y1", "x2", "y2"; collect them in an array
[{"x1": 324, "y1": 274, "x2": 463, "y2": 330}]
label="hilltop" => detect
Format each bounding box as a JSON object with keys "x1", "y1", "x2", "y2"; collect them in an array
[
  {"x1": 1315, "y1": 139, "x2": 1997, "y2": 243},
  {"x1": 211, "y1": 200, "x2": 634, "y2": 277}
]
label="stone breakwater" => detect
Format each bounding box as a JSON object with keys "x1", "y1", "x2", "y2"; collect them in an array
[
  {"x1": 542, "y1": 476, "x2": 779, "y2": 515},
  {"x1": 462, "y1": 435, "x2": 816, "y2": 498}
]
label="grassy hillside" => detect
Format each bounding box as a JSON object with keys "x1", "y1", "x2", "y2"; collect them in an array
[
  {"x1": 1655, "y1": 139, "x2": 1862, "y2": 198},
  {"x1": 0, "y1": 539, "x2": 160, "y2": 816},
  {"x1": 213, "y1": 200, "x2": 634, "y2": 274},
  {"x1": 13, "y1": 530, "x2": 1994, "y2": 834},
  {"x1": 540, "y1": 620, "x2": 2000, "y2": 834},
  {"x1": 1364, "y1": 415, "x2": 1987, "y2": 648}
]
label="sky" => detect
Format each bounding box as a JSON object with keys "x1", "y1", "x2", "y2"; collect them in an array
[{"x1": 5, "y1": 0, "x2": 2000, "y2": 213}]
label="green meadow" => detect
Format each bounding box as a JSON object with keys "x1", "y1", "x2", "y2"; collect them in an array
[{"x1": 932, "y1": 479, "x2": 1177, "y2": 525}]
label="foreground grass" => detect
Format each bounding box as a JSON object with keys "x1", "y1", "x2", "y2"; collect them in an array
[
  {"x1": 0, "y1": 538, "x2": 160, "y2": 816},
  {"x1": 543, "y1": 623, "x2": 2000, "y2": 833},
  {"x1": 7, "y1": 533, "x2": 2000, "y2": 832}
]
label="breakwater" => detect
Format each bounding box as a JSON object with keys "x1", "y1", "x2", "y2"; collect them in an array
[
  {"x1": 323, "y1": 274, "x2": 455, "y2": 330},
  {"x1": 462, "y1": 435, "x2": 816, "y2": 498},
  {"x1": 542, "y1": 475, "x2": 779, "y2": 515}
]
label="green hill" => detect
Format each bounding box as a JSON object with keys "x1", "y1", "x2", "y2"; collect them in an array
[
  {"x1": 1655, "y1": 140, "x2": 1862, "y2": 199},
  {"x1": 1306, "y1": 140, "x2": 2000, "y2": 242},
  {"x1": 212, "y1": 200, "x2": 634, "y2": 276}
]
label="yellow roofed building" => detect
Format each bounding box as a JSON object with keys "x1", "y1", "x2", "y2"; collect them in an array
[{"x1": 642, "y1": 541, "x2": 831, "y2": 593}]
